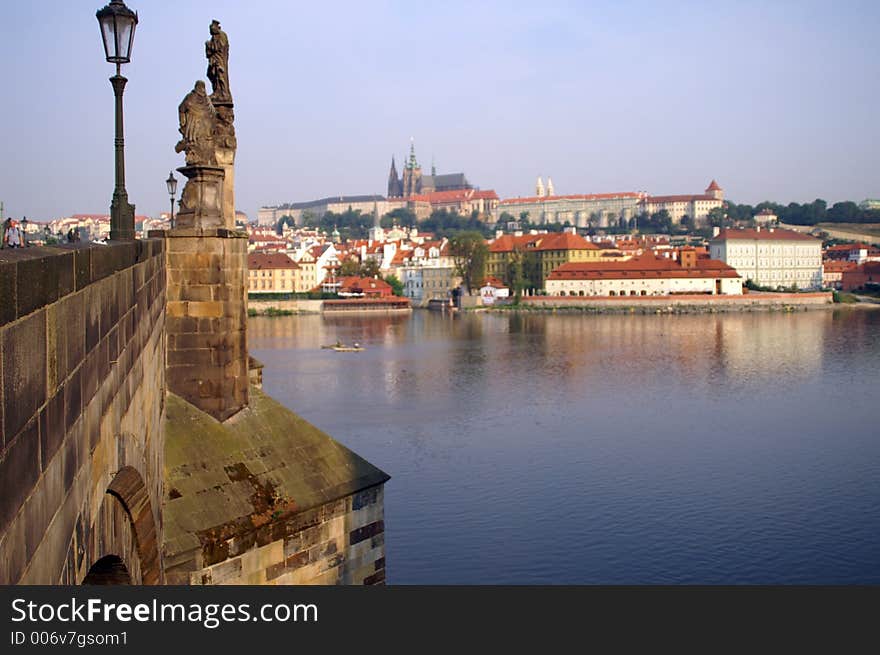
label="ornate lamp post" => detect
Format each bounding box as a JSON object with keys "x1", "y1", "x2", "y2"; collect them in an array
[
  {"x1": 96, "y1": 0, "x2": 138, "y2": 241},
  {"x1": 166, "y1": 171, "x2": 178, "y2": 228}
]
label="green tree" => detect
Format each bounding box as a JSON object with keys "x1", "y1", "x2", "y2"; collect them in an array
[
  {"x1": 338, "y1": 258, "x2": 361, "y2": 277},
  {"x1": 275, "y1": 215, "x2": 295, "y2": 235},
  {"x1": 505, "y1": 250, "x2": 525, "y2": 302},
  {"x1": 382, "y1": 207, "x2": 417, "y2": 228},
  {"x1": 383, "y1": 274, "x2": 404, "y2": 296},
  {"x1": 360, "y1": 259, "x2": 381, "y2": 278},
  {"x1": 449, "y1": 231, "x2": 488, "y2": 293},
  {"x1": 707, "y1": 207, "x2": 727, "y2": 228}
]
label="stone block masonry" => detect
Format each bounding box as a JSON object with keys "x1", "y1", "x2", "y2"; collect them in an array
[
  {"x1": 155, "y1": 227, "x2": 249, "y2": 422},
  {"x1": 162, "y1": 389, "x2": 389, "y2": 585},
  {"x1": 0, "y1": 240, "x2": 166, "y2": 584}
]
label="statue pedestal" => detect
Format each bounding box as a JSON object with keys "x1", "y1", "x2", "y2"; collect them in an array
[
  {"x1": 175, "y1": 165, "x2": 225, "y2": 229},
  {"x1": 215, "y1": 148, "x2": 236, "y2": 229}
]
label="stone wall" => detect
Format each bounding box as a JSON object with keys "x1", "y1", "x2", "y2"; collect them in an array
[
  {"x1": 247, "y1": 299, "x2": 323, "y2": 314},
  {"x1": 517, "y1": 292, "x2": 833, "y2": 312},
  {"x1": 0, "y1": 241, "x2": 166, "y2": 584},
  {"x1": 182, "y1": 487, "x2": 386, "y2": 585},
  {"x1": 162, "y1": 389, "x2": 389, "y2": 586}
]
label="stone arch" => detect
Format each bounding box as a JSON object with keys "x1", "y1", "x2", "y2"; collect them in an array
[
  {"x1": 105, "y1": 466, "x2": 162, "y2": 585},
  {"x1": 83, "y1": 555, "x2": 131, "y2": 585}
]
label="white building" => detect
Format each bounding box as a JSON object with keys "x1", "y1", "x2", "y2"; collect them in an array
[
  {"x1": 641, "y1": 180, "x2": 724, "y2": 226},
  {"x1": 709, "y1": 227, "x2": 823, "y2": 289},
  {"x1": 754, "y1": 208, "x2": 777, "y2": 225},
  {"x1": 546, "y1": 250, "x2": 742, "y2": 297}
]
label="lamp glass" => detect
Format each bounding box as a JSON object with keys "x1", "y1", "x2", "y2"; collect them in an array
[{"x1": 97, "y1": 2, "x2": 138, "y2": 64}]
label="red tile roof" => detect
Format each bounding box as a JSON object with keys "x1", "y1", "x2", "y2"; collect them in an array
[
  {"x1": 646, "y1": 194, "x2": 717, "y2": 203},
  {"x1": 248, "y1": 252, "x2": 299, "y2": 270},
  {"x1": 548, "y1": 251, "x2": 739, "y2": 280},
  {"x1": 706, "y1": 180, "x2": 722, "y2": 191},
  {"x1": 488, "y1": 232, "x2": 598, "y2": 253},
  {"x1": 500, "y1": 192, "x2": 642, "y2": 206}
]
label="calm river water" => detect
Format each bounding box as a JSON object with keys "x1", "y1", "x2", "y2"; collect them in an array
[{"x1": 249, "y1": 308, "x2": 880, "y2": 584}]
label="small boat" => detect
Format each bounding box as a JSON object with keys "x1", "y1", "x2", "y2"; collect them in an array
[{"x1": 322, "y1": 341, "x2": 364, "y2": 352}]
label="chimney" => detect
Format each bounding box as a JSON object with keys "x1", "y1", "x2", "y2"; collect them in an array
[
  {"x1": 712, "y1": 226, "x2": 720, "y2": 238},
  {"x1": 680, "y1": 248, "x2": 697, "y2": 269},
  {"x1": 756, "y1": 226, "x2": 761, "y2": 232}
]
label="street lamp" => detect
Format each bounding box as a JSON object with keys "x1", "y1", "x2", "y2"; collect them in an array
[
  {"x1": 20, "y1": 217, "x2": 28, "y2": 247},
  {"x1": 166, "y1": 171, "x2": 178, "y2": 229},
  {"x1": 96, "y1": 0, "x2": 138, "y2": 241}
]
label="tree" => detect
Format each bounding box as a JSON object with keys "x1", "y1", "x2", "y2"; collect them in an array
[
  {"x1": 275, "y1": 215, "x2": 295, "y2": 235},
  {"x1": 505, "y1": 250, "x2": 525, "y2": 302},
  {"x1": 449, "y1": 231, "x2": 488, "y2": 293},
  {"x1": 338, "y1": 258, "x2": 361, "y2": 277},
  {"x1": 383, "y1": 274, "x2": 404, "y2": 297},
  {"x1": 382, "y1": 207, "x2": 417, "y2": 228},
  {"x1": 360, "y1": 259, "x2": 381, "y2": 278},
  {"x1": 707, "y1": 207, "x2": 727, "y2": 228}
]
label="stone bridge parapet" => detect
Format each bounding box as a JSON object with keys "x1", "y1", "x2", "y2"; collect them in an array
[{"x1": 0, "y1": 240, "x2": 166, "y2": 584}]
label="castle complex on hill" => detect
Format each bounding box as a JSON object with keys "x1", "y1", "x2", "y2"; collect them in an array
[{"x1": 386, "y1": 141, "x2": 472, "y2": 198}]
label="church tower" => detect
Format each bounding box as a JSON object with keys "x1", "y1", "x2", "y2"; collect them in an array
[
  {"x1": 706, "y1": 179, "x2": 723, "y2": 201},
  {"x1": 402, "y1": 140, "x2": 422, "y2": 197},
  {"x1": 536, "y1": 176, "x2": 545, "y2": 197},
  {"x1": 387, "y1": 156, "x2": 403, "y2": 197},
  {"x1": 546, "y1": 177, "x2": 555, "y2": 197}
]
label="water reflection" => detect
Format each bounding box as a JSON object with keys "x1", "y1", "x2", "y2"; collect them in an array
[{"x1": 249, "y1": 308, "x2": 880, "y2": 583}]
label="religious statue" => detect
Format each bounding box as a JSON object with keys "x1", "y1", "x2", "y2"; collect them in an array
[
  {"x1": 213, "y1": 104, "x2": 237, "y2": 150},
  {"x1": 205, "y1": 20, "x2": 231, "y2": 104},
  {"x1": 175, "y1": 80, "x2": 216, "y2": 165}
]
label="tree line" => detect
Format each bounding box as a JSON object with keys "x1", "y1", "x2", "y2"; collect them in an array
[{"x1": 723, "y1": 199, "x2": 880, "y2": 226}]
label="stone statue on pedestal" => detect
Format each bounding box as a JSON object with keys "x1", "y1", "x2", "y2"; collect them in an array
[
  {"x1": 206, "y1": 20, "x2": 231, "y2": 105},
  {"x1": 173, "y1": 20, "x2": 237, "y2": 230},
  {"x1": 175, "y1": 80, "x2": 216, "y2": 166}
]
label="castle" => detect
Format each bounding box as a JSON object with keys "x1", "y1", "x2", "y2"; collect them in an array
[{"x1": 387, "y1": 141, "x2": 472, "y2": 198}]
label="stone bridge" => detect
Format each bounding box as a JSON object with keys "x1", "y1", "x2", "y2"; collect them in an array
[
  {"x1": 1, "y1": 241, "x2": 166, "y2": 584},
  {"x1": 0, "y1": 235, "x2": 388, "y2": 585}
]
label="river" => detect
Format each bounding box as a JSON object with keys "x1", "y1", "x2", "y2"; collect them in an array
[{"x1": 248, "y1": 308, "x2": 880, "y2": 584}]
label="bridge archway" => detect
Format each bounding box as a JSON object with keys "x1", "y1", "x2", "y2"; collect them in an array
[
  {"x1": 82, "y1": 555, "x2": 131, "y2": 585},
  {"x1": 80, "y1": 466, "x2": 161, "y2": 585}
]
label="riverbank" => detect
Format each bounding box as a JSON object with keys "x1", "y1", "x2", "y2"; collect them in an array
[
  {"x1": 248, "y1": 297, "x2": 412, "y2": 316},
  {"x1": 480, "y1": 292, "x2": 841, "y2": 314}
]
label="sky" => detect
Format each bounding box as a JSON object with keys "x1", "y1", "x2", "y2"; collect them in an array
[{"x1": 1, "y1": 0, "x2": 878, "y2": 222}]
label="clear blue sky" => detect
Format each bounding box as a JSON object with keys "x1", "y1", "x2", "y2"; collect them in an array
[{"x1": 1, "y1": 0, "x2": 878, "y2": 221}]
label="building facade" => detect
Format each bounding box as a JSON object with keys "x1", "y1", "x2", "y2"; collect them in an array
[
  {"x1": 641, "y1": 180, "x2": 724, "y2": 225},
  {"x1": 546, "y1": 250, "x2": 742, "y2": 297},
  {"x1": 495, "y1": 192, "x2": 644, "y2": 228},
  {"x1": 486, "y1": 231, "x2": 602, "y2": 291},
  {"x1": 709, "y1": 227, "x2": 823, "y2": 289}
]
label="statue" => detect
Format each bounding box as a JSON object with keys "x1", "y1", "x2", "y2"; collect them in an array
[
  {"x1": 205, "y1": 20, "x2": 231, "y2": 104},
  {"x1": 213, "y1": 105, "x2": 237, "y2": 150},
  {"x1": 175, "y1": 80, "x2": 216, "y2": 165}
]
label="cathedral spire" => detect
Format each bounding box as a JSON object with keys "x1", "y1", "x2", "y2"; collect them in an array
[
  {"x1": 387, "y1": 155, "x2": 402, "y2": 197},
  {"x1": 407, "y1": 138, "x2": 419, "y2": 170},
  {"x1": 536, "y1": 176, "x2": 545, "y2": 198}
]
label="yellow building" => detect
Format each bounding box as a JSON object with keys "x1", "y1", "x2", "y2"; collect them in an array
[
  {"x1": 293, "y1": 250, "x2": 318, "y2": 293},
  {"x1": 247, "y1": 252, "x2": 299, "y2": 294},
  {"x1": 487, "y1": 232, "x2": 601, "y2": 291}
]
